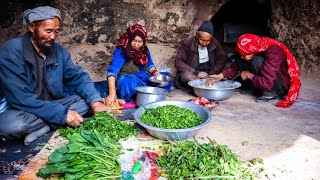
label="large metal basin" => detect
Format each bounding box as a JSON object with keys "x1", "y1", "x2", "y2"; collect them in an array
[
  {"x1": 188, "y1": 79, "x2": 241, "y2": 101},
  {"x1": 135, "y1": 86, "x2": 168, "y2": 107},
  {"x1": 134, "y1": 100, "x2": 212, "y2": 141}
]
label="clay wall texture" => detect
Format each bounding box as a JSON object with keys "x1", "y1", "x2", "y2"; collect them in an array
[{"x1": 0, "y1": 0, "x2": 319, "y2": 80}]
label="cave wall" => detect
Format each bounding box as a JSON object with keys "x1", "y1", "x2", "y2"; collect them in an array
[
  {"x1": 0, "y1": 0, "x2": 225, "y2": 81},
  {"x1": 0, "y1": 0, "x2": 319, "y2": 81},
  {"x1": 270, "y1": 0, "x2": 320, "y2": 79}
]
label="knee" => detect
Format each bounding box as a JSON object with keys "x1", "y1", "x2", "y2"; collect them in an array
[
  {"x1": 251, "y1": 56, "x2": 265, "y2": 73},
  {"x1": 68, "y1": 94, "x2": 82, "y2": 101},
  {"x1": 252, "y1": 56, "x2": 264, "y2": 67},
  {"x1": 0, "y1": 111, "x2": 29, "y2": 139}
]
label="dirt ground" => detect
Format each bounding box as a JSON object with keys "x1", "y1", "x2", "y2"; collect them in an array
[{"x1": 167, "y1": 78, "x2": 320, "y2": 180}]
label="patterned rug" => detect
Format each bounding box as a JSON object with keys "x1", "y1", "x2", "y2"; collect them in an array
[{"x1": 0, "y1": 131, "x2": 54, "y2": 176}]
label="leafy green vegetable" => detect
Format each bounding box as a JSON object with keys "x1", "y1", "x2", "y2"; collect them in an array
[
  {"x1": 36, "y1": 142, "x2": 46, "y2": 146},
  {"x1": 37, "y1": 129, "x2": 122, "y2": 179},
  {"x1": 141, "y1": 105, "x2": 203, "y2": 129},
  {"x1": 242, "y1": 140, "x2": 250, "y2": 146},
  {"x1": 251, "y1": 158, "x2": 264, "y2": 165},
  {"x1": 156, "y1": 139, "x2": 259, "y2": 179},
  {"x1": 59, "y1": 111, "x2": 139, "y2": 141},
  {"x1": 38, "y1": 112, "x2": 139, "y2": 179}
]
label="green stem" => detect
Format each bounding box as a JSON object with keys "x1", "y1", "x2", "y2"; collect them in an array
[{"x1": 80, "y1": 150, "x2": 116, "y2": 168}]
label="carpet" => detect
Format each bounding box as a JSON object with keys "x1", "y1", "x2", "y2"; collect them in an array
[{"x1": 0, "y1": 131, "x2": 54, "y2": 176}]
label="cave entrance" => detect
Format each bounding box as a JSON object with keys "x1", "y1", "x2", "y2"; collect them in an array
[{"x1": 211, "y1": 0, "x2": 271, "y2": 55}]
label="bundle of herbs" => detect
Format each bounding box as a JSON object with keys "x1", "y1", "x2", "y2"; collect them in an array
[
  {"x1": 59, "y1": 111, "x2": 139, "y2": 141},
  {"x1": 156, "y1": 139, "x2": 259, "y2": 180},
  {"x1": 140, "y1": 105, "x2": 203, "y2": 129},
  {"x1": 37, "y1": 129, "x2": 122, "y2": 179},
  {"x1": 38, "y1": 112, "x2": 140, "y2": 179}
]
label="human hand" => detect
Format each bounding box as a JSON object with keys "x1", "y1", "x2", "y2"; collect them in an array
[
  {"x1": 66, "y1": 110, "x2": 84, "y2": 127},
  {"x1": 207, "y1": 73, "x2": 224, "y2": 84},
  {"x1": 197, "y1": 71, "x2": 208, "y2": 79},
  {"x1": 241, "y1": 71, "x2": 254, "y2": 80},
  {"x1": 154, "y1": 71, "x2": 160, "y2": 76},
  {"x1": 105, "y1": 93, "x2": 118, "y2": 106},
  {"x1": 151, "y1": 69, "x2": 160, "y2": 76},
  {"x1": 92, "y1": 101, "x2": 112, "y2": 113}
]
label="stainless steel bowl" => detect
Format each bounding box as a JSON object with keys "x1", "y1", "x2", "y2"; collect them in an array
[
  {"x1": 148, "y1": 74, "x2": 172, "y2": 87},
  {"x1": 134, "y1": 100, "x2": 212, "y2": 141},
  {"x1": 135, "y1": 86, "x2": 168, "y2": 107},
  {"x1": 188, "y1": 79, "x2": 241, "y2": 101}
]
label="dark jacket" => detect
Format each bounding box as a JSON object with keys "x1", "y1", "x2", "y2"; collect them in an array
[
  {"x1": 222, "y1": 46, "x2": 290, "y2": 91},
  {"x1": 175, "y1": 36, "x2": 227, "y2": 75},
  {"x1": 0, "y1": 33, "x2": 102, "y2": 125}
]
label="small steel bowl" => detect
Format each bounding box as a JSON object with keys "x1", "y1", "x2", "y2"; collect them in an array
[
  {"x1": 188, "y1": 79, "x2": 241, "y2": 101},
  {"x1": 148, "y1": 74, "x2": 172, "y2": 87},
  {"x1": 135, "y1": 86, "x2": 168, "y2": 107},
  {"x1": 134, "y1": 100, "x2": 212, "y2": 141}
]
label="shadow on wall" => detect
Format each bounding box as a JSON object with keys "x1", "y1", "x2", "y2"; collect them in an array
[
  {"x1": 211, "y1": 0, "x2": 271, "y2": 54},
  {"x1": 0, "y1": 0, "x2": 53, "y2": 28}
]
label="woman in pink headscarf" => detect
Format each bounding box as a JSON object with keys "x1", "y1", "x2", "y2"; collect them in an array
[
  {"x1": 105, "y1": 24, "x2": 161, "y2": 106},
  {"x1": 209, "y1": 34, "x2": 300, "y2": 108}
]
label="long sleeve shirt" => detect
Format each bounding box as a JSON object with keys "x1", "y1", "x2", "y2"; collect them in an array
[{"x1": 222, "y1": 46, "x2": 290, "y2": 90}]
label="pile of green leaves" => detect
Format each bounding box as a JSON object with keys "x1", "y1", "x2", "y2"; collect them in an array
[
  {"x1": 37, "y1": 129, "x2": 122, "y2": 179},
  {"x1": 156, "y1": 140, "x2": 256, "y2": 180},
  {"x1": 140, "y1": 105, "x2": 203, "y2": 129},
  {"x1": 38, "y1": 112, "x2": 140, "y2": 179},
  {"x1": 59, "y1": 111, "x2": 139, "y2": 142}
]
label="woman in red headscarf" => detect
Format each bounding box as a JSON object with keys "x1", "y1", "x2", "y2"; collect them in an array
[
  {"x1": 105, "y1": 24, "x2": 160, "y2": 106},
  {"x1": 208, "y1": 34, "x2": 301, "y2": 108}
]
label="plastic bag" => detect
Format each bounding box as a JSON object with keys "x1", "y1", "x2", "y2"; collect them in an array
[
  {"x1": 158, "y1": 62, "x2": 173, "y2": 91},
  {"x1": 158, "y1": 62, "x2": 172, "y2": 74}
]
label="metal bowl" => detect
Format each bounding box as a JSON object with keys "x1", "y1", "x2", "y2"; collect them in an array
[
  {"x1": 188, "y1": 79, "x2": 241, "y2": 101},
  {"x1": 135, "y1": 86, "x2": 168, "y2": 107},
  {"x1": 134, "y1": 100, "x2": 212, "y2": 141},
  {"x1": 148, "y1": 74, "x2": 172, "y2": 87}
]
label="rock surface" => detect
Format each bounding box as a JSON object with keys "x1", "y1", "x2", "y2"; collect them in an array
[{"x1": 1, "y1": 0, "x2": 319, "y2": 80}]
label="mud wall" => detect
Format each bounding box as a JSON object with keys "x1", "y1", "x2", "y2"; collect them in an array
[{"x1": 0, "y1": 0, "x2": 319, "y2": 81}]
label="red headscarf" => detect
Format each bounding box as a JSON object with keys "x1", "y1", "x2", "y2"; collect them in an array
[
  {"x1": 116, "y1": 24, "x2": 149, "y2": 66},
  {"x1": 236, "y1": 34, "x2": 301, "y2": 108}
]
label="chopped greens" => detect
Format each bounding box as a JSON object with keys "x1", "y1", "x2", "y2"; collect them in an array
[
  {"x1": 156, "y1": 139, "x2": 259, "y2": 179},
  {"x1": 242, "y1": 140, "x2": 250, "y2": 146},
  {"x1": 59, "y1": 111, "x2": 139, "y2": 142},
  {"x1": 140, "y1": 105, "x2": 203, "y2": 129}
]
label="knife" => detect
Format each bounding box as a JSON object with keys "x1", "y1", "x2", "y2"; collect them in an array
[
  {"x1": 83, "y1": 110, "x2": 118, "y2": 122},
  {"x1": 83, "y1": 116, "x2": 95, "y2": 122}
]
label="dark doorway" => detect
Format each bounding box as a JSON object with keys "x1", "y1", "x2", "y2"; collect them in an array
[
  {"x1": 211, "y1": 0, "x2": 271, "y2": 55},
  {"x1": 0, "y1": 0, "x2": 53, "y2": 28}
]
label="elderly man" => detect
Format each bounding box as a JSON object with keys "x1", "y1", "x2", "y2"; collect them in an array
[
  {"x1": 174, "y1": 20, "x2": 227, "y2": 88},
  {"x1": 0, "y1": 6, "x2": 111, "y2": 145}
]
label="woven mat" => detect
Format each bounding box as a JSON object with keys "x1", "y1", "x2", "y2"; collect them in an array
[
  {"x1": 0, "y1": 131, "x2": 54, "y2": 176},
  {"x1": 18, "y1": 122, "x2": 166, "y2": 180}
]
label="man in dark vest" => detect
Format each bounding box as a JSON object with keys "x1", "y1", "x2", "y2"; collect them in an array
[{"x1": 174, "y1": 20, "x2": 227, "y2": 88}]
